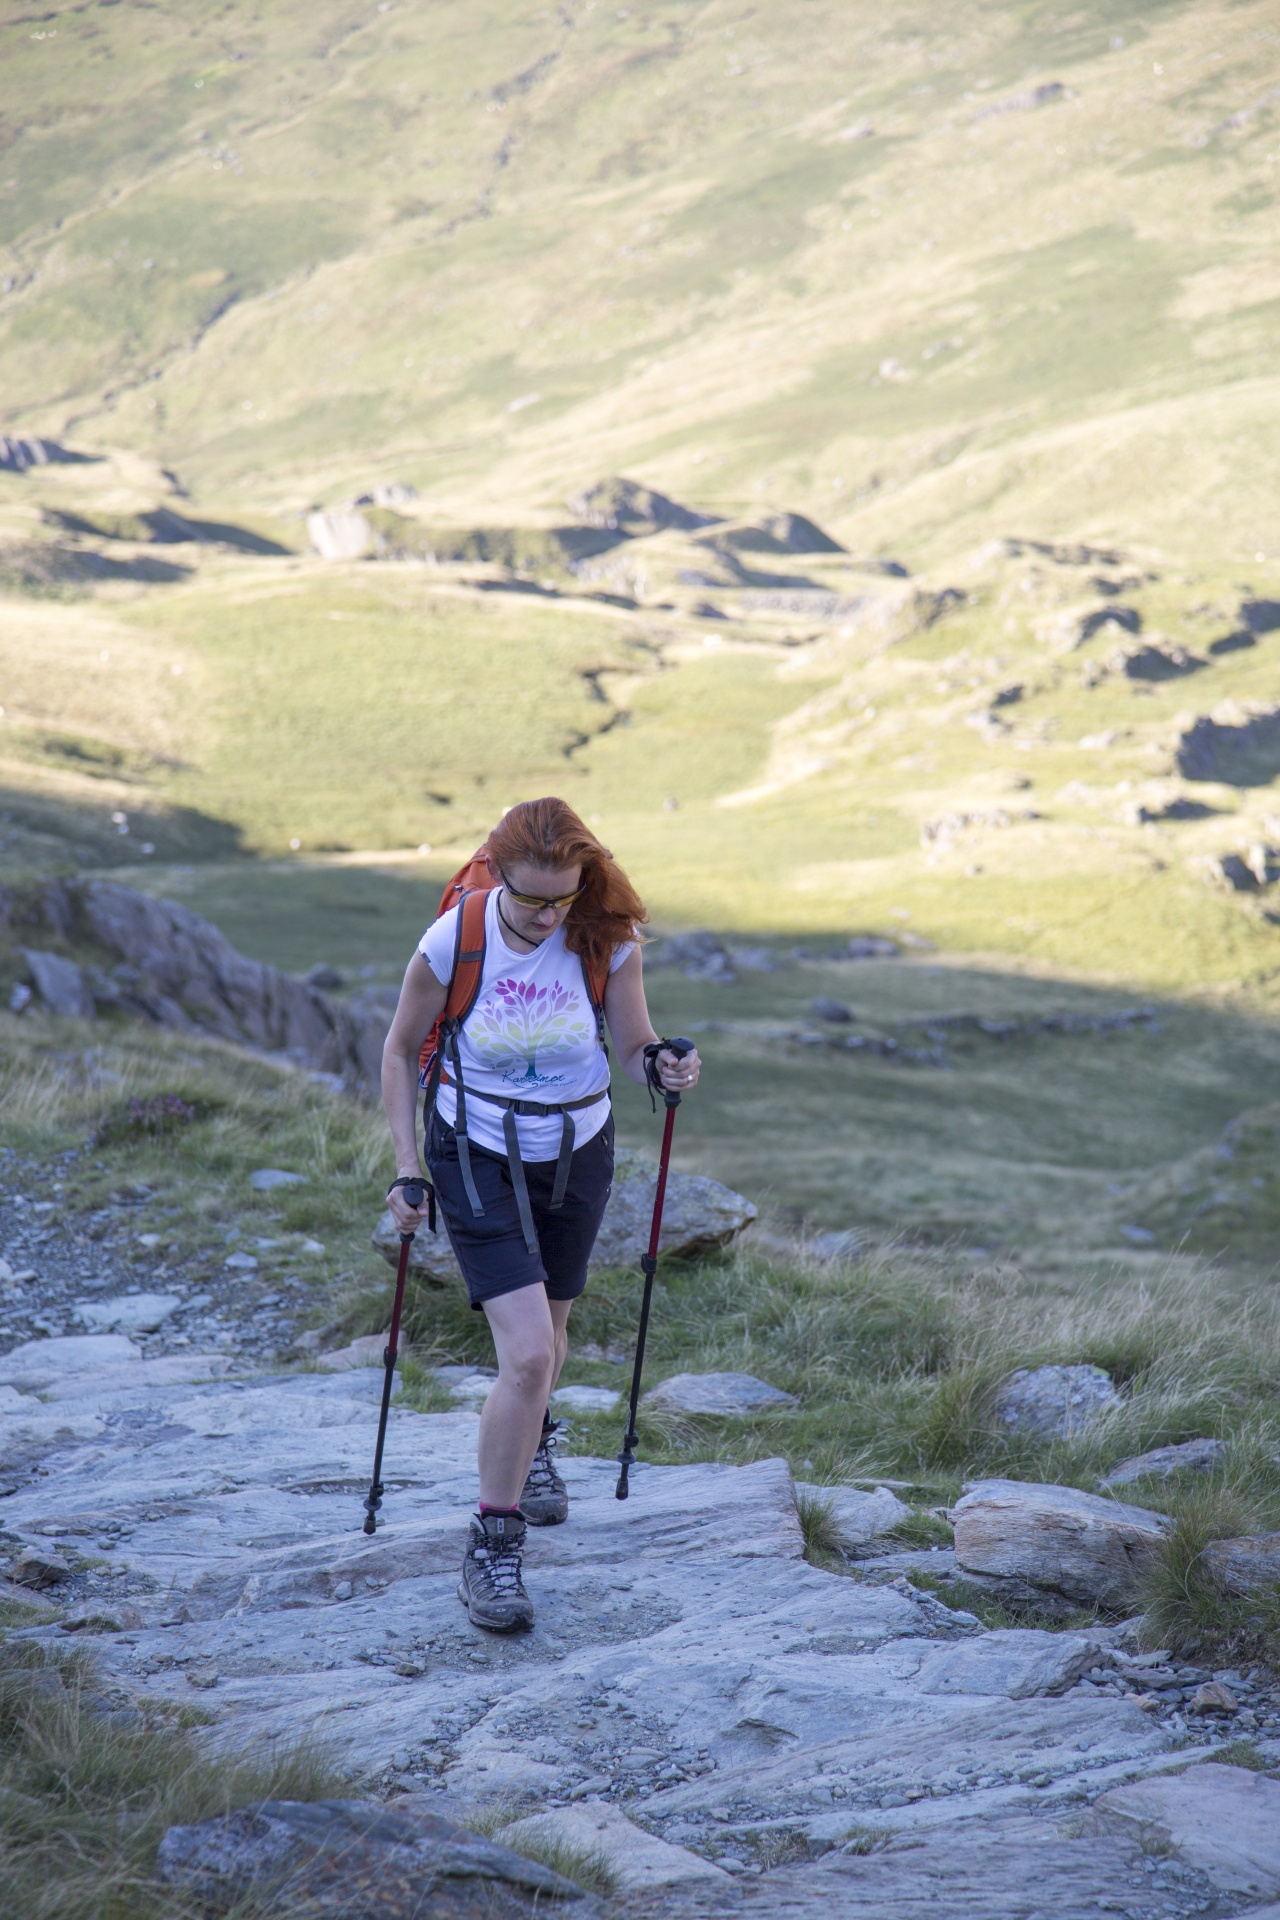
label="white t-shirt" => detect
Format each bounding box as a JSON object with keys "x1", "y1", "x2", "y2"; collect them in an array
[{"x1": 418, "y1": 890, "x2": 632, "y2": 1160}]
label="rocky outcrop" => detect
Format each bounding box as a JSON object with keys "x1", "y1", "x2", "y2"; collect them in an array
[
  {"x1": 371, "y1": 1148, "x2": 756, "y2": 1282},
  {"x1": 565, "y1": 476, "x2": 716, "y2": 534},
  {"x1": 307, "y1": 509, "x2": 373, "y2": 560},
  {"x1": 1175, "y1": 703, "x2": 1280, "y2": 786},
  {"x1": 0, "y1": 434, "x2": 87, "y2": 471},
  {"x1": 992, "y1": 1365, "x2": 1120, "y2": 1439},
  {"x1": 951, "y1": 1479, "x2": 1168, "y2": 1605},
  {"x1": 48, "y1": 879, "x2": 391, "y2": 1093}
]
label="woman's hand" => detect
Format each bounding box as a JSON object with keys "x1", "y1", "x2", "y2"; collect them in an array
[
  {"x1": 387, "y1": 1176, "x2": 432, "y2": 1234},
  {"x1": 655, "y1": 1045, "x2": 701, "y2": 1094}
]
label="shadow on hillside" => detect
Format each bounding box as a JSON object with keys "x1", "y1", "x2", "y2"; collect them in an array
[{"x1": 0, "y1": 783, "x2": 246, "y2": 872}]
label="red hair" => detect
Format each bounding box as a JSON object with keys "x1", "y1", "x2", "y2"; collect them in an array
[{"x1": 486, "y1": 798, "x2": 648, "y2": 975}]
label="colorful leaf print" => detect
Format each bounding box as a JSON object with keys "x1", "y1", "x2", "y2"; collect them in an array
[{"x1": 471, "y1": 977, "x2": 592, "y2": 1085}]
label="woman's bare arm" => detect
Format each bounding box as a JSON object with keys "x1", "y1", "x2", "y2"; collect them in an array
[
  {"x1": 381, "y1": 953, "x2": 448, "y2": 1228},
  {"x1": 603, "y1": 947, "x2": 702, "y2": 1094}
]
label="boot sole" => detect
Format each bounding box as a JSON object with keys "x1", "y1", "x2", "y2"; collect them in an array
[
  {"x1": 519, "y1": 1501, "x2": 568, "y2": 1527},
  {"x1": 456, "y1": 1578, "x2": 534, "y2": 1633}
]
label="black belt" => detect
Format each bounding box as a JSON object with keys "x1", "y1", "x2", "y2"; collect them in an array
[{"x1": 442, "y1": 1027, "x2": 609, "y2": 1256}]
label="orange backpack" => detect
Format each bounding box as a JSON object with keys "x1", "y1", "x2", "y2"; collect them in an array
[{"x1": 417, "y1": 846, "x2": 610, "y2": 1087}]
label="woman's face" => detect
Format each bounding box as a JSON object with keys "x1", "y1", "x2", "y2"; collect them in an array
[{"x1": 493, "y1": 857, "x2": 584, "y2": 945}]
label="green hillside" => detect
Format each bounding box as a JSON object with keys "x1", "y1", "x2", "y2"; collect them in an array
[{"x1": 1, "y1": 0, "x2": 1279, "y2": 1253}]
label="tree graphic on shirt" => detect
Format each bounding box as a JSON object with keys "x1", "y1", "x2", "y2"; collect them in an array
[{"x1": 470, "y1": 977, "x2": 592, "y2": 1086}]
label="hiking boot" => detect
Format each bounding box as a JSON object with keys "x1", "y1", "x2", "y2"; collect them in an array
[
  {"x1": 520, "y1": 1419, "x2": 568, "y2": 1526},
  {"x1": 458, "y1": 1510, "x2": 534, "y2": 1631}
]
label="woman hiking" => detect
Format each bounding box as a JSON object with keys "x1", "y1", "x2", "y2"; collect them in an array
[{"x1": 381, "y1": 796, "x2": 700, "y2": 1632}]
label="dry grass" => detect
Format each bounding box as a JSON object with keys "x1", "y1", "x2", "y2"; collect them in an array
[{"x1": 0, "y1": 1640, "x2": 346, "y2": 1920}]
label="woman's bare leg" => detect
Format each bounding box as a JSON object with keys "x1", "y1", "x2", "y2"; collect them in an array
[
  {"x1": 548, "y1": 1296, "x2": 574, "y2": 1396},
  {"x1": 477, "y1": 1285, "x2": 557, "y2": 1508}
]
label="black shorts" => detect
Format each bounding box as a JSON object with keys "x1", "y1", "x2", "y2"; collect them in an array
[{"x1": 424, "y1": 1110, "x2": 614, "y2": 1311}]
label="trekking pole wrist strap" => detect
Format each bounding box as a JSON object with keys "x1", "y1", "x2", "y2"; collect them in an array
[
  {"x1": 643, "y1": 1038, "x2": 691, "y2": 1111},
  {"x1": 387, "y1": 1175, "x2": 428, "y2": 1200}
]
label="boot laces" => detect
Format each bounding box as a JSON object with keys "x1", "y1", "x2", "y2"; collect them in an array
[
  {"x1": 525, "y1": 1426, "x2": 563, "y2": 1495},
  {"x1": 473, "y1": 1536, "x2": 526, "y2": 1599}
]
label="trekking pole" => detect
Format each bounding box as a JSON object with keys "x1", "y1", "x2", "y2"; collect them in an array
[
  {"x1": 362, "y1": 1178, "x2": 425, "y2": 1534},
  {"x1": 616, "y1": 1039, "x2": 693, "y2": 1501}
]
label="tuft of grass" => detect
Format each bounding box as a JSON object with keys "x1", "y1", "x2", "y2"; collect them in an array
[
  {"x1": 461, "y1": 1805, "x2": 619, "y2": 1899},
  {"x1": 886, "y1": 1509, "x2": 954, "y2": 1549},
  {"x1": 0, "y1": 1639, "x2": 347, "y2": 1920},
  {"x1": 796, "y1": 1491, "x2": 843, "y2": 1562},
  {"x1": 1206, "y1": 1740, "x2": 1276, "y2": 1774},
  {"x1": 839, "y1": 1826, "x2": 893, "y2": 1856},
  {"x1": 1140, "y1": 1462, "x2": 1280, "y2": 1667}
]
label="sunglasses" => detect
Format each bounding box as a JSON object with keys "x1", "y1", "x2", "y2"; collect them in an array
[{"x1": 500, "y1": 869, "x2": 585, "y2": 911}]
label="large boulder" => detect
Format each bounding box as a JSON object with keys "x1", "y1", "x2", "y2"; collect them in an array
[
  {"x1": 371, "y1": 1147, "x2": 755, "y2": 1281},
  {"x1": 992, "y1": 1364, "x2": 1120, "y2": 1439},
  {"x1": 951, "y1": 1478, "x2": 1169, "y2": 1606}
]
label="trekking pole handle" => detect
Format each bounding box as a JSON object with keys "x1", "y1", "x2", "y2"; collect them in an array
[
  {"x1": 644, "y1": 1036, "x2": 695, "y2": 1111},
  {"x1": 386, "y1": 1176, "x2": 426, "y2": 1242}
]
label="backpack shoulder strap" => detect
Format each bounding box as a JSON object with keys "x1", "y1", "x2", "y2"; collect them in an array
[
  {"x1": 444, "y1": 888, "x2": 489, "y2": 1027},
  {"x1": 418, "y1": 889, "x2": 489, "y2": 1083},
  {"x1": 582, "y1": 951, "x2": 611, "y2": 1046}
]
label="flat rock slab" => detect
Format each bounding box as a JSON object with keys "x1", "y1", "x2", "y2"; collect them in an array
[
  {"x1": 372, "y1": 1148, "x2": 756, "y2": 1283},
  {"x1": 0, "y1": 1361, "x2": 1230, "y2": 1918},
  {"x1": 642, "y1": 1371, "x2": 797, "y2": 1414},
  {"x1": 498, "y1": 1803, "x2": 730, "y2": 1892},
  {"x1": 1096, "y1": 1763, "x2": 1280, "y2": 1897},
  {"x1": 953, "y1": 1478, "x2": 1169, "y2": 1605},
  {"x1": 157, "y1": 1796, "x2": 594, "y2": 1917},
  {"x1": 0, "y1": 1331, "x2": 141, "y2": 1388},
  {"x1": 794, "y1": 1482, "x2": 909, "y2": 1546}
]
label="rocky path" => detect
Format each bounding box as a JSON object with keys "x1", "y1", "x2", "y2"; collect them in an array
[{"x1": 3, "y1": 1347, "x2": 1279, "y2": 1917}]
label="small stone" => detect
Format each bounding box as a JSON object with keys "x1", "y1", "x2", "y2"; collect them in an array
[
  {"x1": 794, "y1": 1482, "x2": 910, "y2": 1546},
  {"x1": 11, "y1": 1548, "x2": 71, "y2": 1588},
  {"x1": 332, "y1": 1581, "x2": 353, "y2": 1601},
  {"x1": 811, "y1": 996, "x2": 853, "y2": 1022},
  {"x1": 249, "y1": 1169, "x2": 310, "y2": 1191},
  {"x1": 642, "y1": 1371, "x2": 797, "y2": 1415},
  {"x1": 1188, "y1": 1682, "x2": 1238, "y2": 1715},
  {"x1": 224, "y1": 1252, "x2": 259, "y2": 1271},
  {"x1": 300, "y1": 1238, "x2": 325, "y2": 1255},
  {"x1": 952, "y1": 1478, "x2": 1168, "y2": 1605},
  {"x1": 316, "y1": 1333, "x2": 388, "y2": 1373},
  {"x1": 186, "y1": 1670, "x2": 219, "y2": 1689}
]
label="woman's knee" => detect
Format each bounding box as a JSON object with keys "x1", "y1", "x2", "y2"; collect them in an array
[{"x1": 500, "y1": 1337, "x2": 556, "y2": 1395}]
